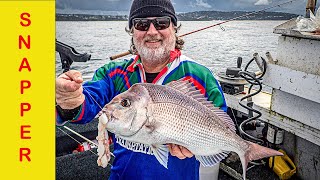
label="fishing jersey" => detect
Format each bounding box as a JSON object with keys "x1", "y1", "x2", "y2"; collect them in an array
[{"x1": 56, "y1": 50, "x2": 227, "y2": 180}]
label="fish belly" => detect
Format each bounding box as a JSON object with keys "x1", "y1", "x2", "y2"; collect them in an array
[{"x1": 150, "y1": 103, "x2": 239, "y2": 155}]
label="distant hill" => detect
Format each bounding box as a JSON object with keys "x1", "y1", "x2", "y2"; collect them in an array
[
  {"x1": 178, "y1": 11, "x2": 298, "y2": 20},
  {"x1": 56, "y1": 14, "x2": 128, "y2": 21},
  {"x1": 56, "y1": 11, "x2": 298, "y2": 21}
]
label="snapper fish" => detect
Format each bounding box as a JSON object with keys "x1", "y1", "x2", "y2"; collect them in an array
[{"x1": 97, "y1": 80, "x2": 283, "y2": 179}]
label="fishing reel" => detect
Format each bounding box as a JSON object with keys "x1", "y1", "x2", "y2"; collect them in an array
[
  {"x1": 216, "y1": 52, "x2": 266, "y2": 95},
  {"x1": 216, "y1": 57, "x2": 247, "y2": 95}
]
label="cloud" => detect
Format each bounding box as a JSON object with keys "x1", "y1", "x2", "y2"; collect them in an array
[
  {"x1": 254, "y1": 0, "x2": 270, "y2": 6},
  {"x1": 56, "y1": 0, "x2": 307, "y2": 15},
  {"x1": 195, "y1": 0, "x2": 212, "y2": 8}
]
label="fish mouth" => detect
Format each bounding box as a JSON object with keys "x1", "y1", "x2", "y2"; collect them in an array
[
  {"x1": 107, "y1": 113, "x2": 114, "y2": 121},
  {"x1": 100, "y1": 108, "x2": 114, "y2": 121},
  {"x1": 107, "y1": 114, "x2": 117, "y2": 125}
]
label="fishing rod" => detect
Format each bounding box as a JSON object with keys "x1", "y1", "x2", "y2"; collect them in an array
[
  {"x1": 178, "y1": 0, "x2": 299, "y2": 37},
  {"x1": 57, "y1": 126, "x2": 114, "y2": 168},
  {"x1": 109, "y1": 0, "x2": 299, "y2": 60}
]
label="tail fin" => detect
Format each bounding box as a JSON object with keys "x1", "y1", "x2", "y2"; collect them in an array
[
  {"x1": 239, "y1": 141, "x2": 283, "y2": 179},
  {"x1": 246, "y1": 141, "x2": 283, "y2": 161}
]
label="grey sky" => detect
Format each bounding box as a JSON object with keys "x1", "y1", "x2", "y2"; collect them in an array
[{"x1": 56, "y1": 0, "x2": 317, "y2": 15}]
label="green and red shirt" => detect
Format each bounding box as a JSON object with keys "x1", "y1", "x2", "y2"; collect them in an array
[{"x1": 56, "y1": 50, "x2": 227, "y2": 180}]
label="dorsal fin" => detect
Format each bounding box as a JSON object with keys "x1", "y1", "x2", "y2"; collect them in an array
[{"x1": 166, "y1": 79, "x2": 236, "y2": 132}]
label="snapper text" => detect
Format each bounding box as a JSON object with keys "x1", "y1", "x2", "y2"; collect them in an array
[{"x1": 19, "y1": 12, "x2": 32, "y2": 162}]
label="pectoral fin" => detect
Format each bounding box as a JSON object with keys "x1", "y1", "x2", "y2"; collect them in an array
[{"x1": 151, "y1": 144, "x2": 169, "y2": 168}]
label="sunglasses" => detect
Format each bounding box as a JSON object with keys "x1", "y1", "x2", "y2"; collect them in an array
[{"x1": 132, "y1": 16, "x2": 171, "y2": 31}]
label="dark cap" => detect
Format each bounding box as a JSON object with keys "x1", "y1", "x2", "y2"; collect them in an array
[{"x1": 129, "y1": 0, "x2": 177, "y2": 29}]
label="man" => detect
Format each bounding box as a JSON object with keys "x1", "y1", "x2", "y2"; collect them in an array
[{"x1": 56, "y1": 0, "x2": 227, "y2": 179}]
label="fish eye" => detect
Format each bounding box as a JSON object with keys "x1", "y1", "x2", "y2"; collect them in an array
[{"x1": 120, "y1": 99, "x2": 131, "y2": 107}]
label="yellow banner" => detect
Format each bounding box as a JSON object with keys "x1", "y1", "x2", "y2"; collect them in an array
[{"x1": 0, "y1": 1, "x2": 55, "y2": 179}]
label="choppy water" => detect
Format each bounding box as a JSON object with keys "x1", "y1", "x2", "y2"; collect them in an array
[{"x1": 56, "y1": 20, "x2": 284, "y2": 79}]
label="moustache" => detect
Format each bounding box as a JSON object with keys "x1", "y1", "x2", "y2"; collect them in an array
[{"x1": 144, "y1": 36, "x2": 163, "y2": 42}]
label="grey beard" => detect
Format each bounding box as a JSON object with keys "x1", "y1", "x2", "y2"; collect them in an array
[
  {"x1": 139, "y1": 45, "x2": 167, "y2": 65},
  {"x1": 133, "y1": 36, "x2": 176, "y2": 66}
]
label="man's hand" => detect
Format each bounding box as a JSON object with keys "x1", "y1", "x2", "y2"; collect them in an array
[
  {"x1": 56, "y1": 70, "x2": 85, "y2": 109},
  {"x1": 167, "y1": 143, "x2": 193, "y2": 159}
]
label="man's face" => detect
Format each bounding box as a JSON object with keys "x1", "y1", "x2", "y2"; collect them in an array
[{"x1": 132, "y1": 17, "x2": 176, "y2": 65}]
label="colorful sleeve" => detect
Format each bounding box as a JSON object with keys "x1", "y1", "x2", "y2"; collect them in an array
[
  {"x1": 205, "y1": 76, "x2": 227, "y2": 112},
  {"x1": 56, "y1": 65, "x2": 116, "y2": 125},
  {"x1": 193, "y1": 68, "x2": 227, "y2": 112}
]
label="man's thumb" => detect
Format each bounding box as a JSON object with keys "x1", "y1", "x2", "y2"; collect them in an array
[{"x1": 65, "y1": 70, "x2": 83, "y2": 83}]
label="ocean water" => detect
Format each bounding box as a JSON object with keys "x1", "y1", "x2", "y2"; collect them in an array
[{"x1": 56, "y1": 20, "x2": 285, "y2": 79}]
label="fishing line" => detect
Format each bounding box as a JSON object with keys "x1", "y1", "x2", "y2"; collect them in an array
[
  {"x1": 57, "y1": 75, "x2": 113, "y2": 163},
  {"x1": 60, "y1": 86, "x2": 114, "y2": 153},
  {"x1": 59, "y1": 125, "x2": 115, "y2": 157},
  {"x1": 57, "y1": 127, "x2": 114, "y2": 167},
  {"x1": 83, "y1": 87, "x2": 103, "y2": 110},
  {"x1": 178, "y1": 0, "x2": 299, "y2": 37},
  {"x1": 57, "y1": 126, "x2": 98, "y2": 155}
]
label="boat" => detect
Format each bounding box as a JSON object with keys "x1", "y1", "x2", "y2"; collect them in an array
[
  {"x1": 56, "y1": 1, "x2": 320, "y2": 179},
  {"x1": 220, "y1": 17, "x2": 320, "y2": 180}
]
